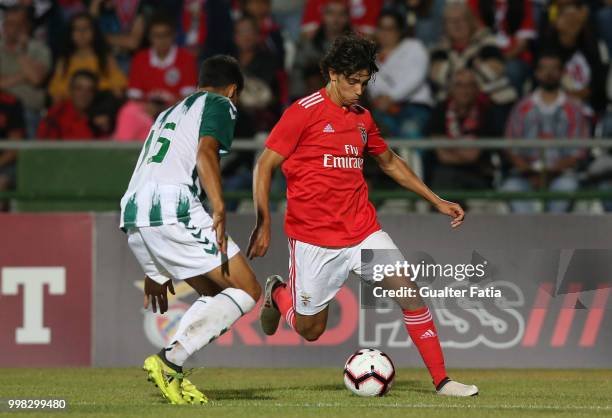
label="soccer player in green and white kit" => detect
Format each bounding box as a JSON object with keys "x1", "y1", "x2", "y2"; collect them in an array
[{"x1": 120, "y1": 55, "x2": 261, "y2": 405}]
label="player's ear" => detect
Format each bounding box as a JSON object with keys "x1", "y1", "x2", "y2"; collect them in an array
[
  {"x1": 329, "y1": 69, "x2": 339, "y2": 83},
  {"x1": 226, "y1": 84, "x2": 238, "y2": 103}
]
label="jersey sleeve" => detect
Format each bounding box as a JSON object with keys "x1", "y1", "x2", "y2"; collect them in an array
[
  {"x1": 364, "y1": 110, "x2": 388, "y2": 155},
  {"x1": 265, "y1": 103, "x2": 309, "y2": 158},
  {"x1": 199, "y1": 93, "x2": 237, "y2": 153}
]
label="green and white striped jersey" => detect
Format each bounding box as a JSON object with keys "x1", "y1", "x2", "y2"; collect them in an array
[{"x1": 120, "y1": 91, "x2": 237, "y2": 229}]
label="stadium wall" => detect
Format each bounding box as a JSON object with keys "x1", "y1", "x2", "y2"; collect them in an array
[{"x1": 1, "y1": 213, "x2": 611, "y2": 368}]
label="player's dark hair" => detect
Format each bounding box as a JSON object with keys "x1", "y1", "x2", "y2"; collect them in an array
[
  {"x1": 198, "y1": 55, "x2": 244, "y2": 93},
  {"x1": 319, "y1": 34, "x2": 378, "y2": 82}
]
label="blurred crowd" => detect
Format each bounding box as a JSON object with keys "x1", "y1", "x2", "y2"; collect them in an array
[{"x1": 1, "y1": 0, "x2": 612, "y2": 212}]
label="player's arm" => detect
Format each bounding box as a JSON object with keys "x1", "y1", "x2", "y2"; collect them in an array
[
  {"x1": 197, "y1": 136, "x2": 228, "y2": 254},
  {"x1": 371, "y1": 149, "x2": 465, "y2": 228},
  {"x1": 247, "y1": 148, "x2": 286, "y2": 259}
]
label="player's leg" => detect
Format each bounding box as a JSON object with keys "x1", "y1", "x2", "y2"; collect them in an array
[
  {"x1": 127, "y1": 229, "x2": 190, "y2": 404},
  {"x1": 355, "y1": 231, "x2": 478, "y2": 397},
  {"x1": 295, "y1": 307, "x2": 329, "y2": 341},
  {"x1": 134, "y1": 223, "x2": 260, "y2": 404},
  {"x1": 260, "y1": 238, "x2": 347, "y2": 341},
  {"x1": 161, "y1": 252, "x2": 260, "y2": 368},
  {"x1": 266, "y1": 279, "x2": 330, "y2": 341}
]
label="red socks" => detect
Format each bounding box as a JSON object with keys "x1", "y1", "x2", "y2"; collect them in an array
[
  {"x1": 403, "y1": 307, "x2": 447, "y2": 387},
  {"x1": 274, "y1": 286, "x2": 446, "y2": 386},
  {"x1": 272, "y1": 284, "x2": 296, "y2": 330}
]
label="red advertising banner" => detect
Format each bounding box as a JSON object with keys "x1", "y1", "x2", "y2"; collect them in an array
[{"x1": 0, "y1": 214, "x2": 93, "y2": 366}]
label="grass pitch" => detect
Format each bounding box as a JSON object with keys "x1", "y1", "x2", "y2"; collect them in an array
[{"x1": 1, "y1": 368, "x2": 611, "y2": 418}]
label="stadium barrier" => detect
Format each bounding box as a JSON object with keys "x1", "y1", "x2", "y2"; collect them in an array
[
  {"x1": 1, "y1": 138, "x2": 612, "y2": 211},
  {"x1": 1, "y1": 212, "x2": 611, "y2": 368}
]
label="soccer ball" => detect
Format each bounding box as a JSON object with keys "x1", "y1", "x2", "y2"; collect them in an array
[{"x1": 343, "y1": 348, "x2": 395, "y2": 397}]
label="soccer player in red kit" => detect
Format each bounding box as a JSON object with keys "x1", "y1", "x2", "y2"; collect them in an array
[{"x1": 247, "y1": 35, "x2": 478, "y2": 396}]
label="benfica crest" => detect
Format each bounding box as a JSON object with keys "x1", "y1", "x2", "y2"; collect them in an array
[{"x1": 358, "y1": 126, "x2": 368, "y2": 144}]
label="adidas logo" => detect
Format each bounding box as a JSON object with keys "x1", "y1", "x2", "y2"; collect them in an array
[
  {"x1": 420, "y1": 329, "x2": 436, "y2": 339},
  {"x1": 323, "y1": 123, "x2": 335, "y2": 133}
]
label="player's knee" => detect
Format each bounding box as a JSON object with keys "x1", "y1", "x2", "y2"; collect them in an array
[
  {"x1": 242, "y1": 273, "x2": 262, "y2": 303},
  {"x1": 297, "y1": 322, "x2": 326, "y2": 342},
  {"x1": 249, "y1": 281, "x2": 262, "y2": 303}
]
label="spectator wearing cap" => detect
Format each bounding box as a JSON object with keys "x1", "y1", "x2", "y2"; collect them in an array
[{"x1": 127, "y1": 14, "x2": 197, "y2": 105}]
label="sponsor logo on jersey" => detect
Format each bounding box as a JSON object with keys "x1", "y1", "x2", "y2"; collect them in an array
[
  {"x1": 322, "y1": 144, "x2": 364, "y2": 169},
  {"x1": 322, "y1": 154, "x2": 364, "y2": 169},
  {"x1": 323, "y1": 123, "x2": 335, "y2": 133}
]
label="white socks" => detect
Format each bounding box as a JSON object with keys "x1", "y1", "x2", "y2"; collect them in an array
[{"x1": 165, "y1": 288, "x2": 256, "y2": 366}]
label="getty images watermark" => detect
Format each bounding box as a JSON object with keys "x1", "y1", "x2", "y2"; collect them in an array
[
  {"x1": 358, "y1": 248, "x2": 612, "y2": 310},
  {"x1": 370, "y1": 260, "x2": 500, "y2": 299}
]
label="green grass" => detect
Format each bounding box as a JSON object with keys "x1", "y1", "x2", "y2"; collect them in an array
[{"x1": 1, "y1": 368, "x2": 611, "y2": 418}]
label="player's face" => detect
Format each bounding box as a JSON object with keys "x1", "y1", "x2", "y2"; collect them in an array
[{"x1": 333, "y1": 70, "x2": 371, "y2": 106}]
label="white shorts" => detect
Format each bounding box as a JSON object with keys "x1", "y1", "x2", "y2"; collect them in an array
[
  {"x1": 288, "y1": 230, "x2": 403, "y2": 315},
  {"x1": 127, "y1": 222, "x2": 240, "y2": 284}
]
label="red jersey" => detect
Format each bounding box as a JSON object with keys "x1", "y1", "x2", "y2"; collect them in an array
[
  {"x1": 127, "y1": 46, "x2": 197, "y2": 103},
  {"x1": 265, "y1": 88, "x2": 388, "y2": 247}
]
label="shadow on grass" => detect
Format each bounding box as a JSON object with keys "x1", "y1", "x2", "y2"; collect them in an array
[
  {"x1": 201, "y1": 378, "x2": 432, "y2": 401},
  {"x1": 204, "y1": 388, "x2": 275, "y2": 401}
]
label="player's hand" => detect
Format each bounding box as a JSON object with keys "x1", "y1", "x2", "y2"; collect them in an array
[
  {"x1": 212, "y1": 210, "x2": 227, "y2": 255},
  {"x1": 435, "y1": 199, "x2": 465, "y2": 228},
  {"x1": 143, "y1": 276, "x2": 175, "y2": 314},
  {"x1": 246, "y1": 223, "x2": 270, "y2": 259}
]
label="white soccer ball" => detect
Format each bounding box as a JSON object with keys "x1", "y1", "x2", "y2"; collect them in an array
[{"x1": 343, "y1": 348, "x2": 395, "y2": 397}]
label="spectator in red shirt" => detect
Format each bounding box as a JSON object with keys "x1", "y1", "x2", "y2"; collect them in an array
[
  {"x1": 37, "y1": 70, "x2": 98, "y2": 140},
  {"x1": 302, "y1": 0, "x2": 382, "y2": 37},
  {"x1": 127, "y1": 14, "x2": 197, "y2": 105}
]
